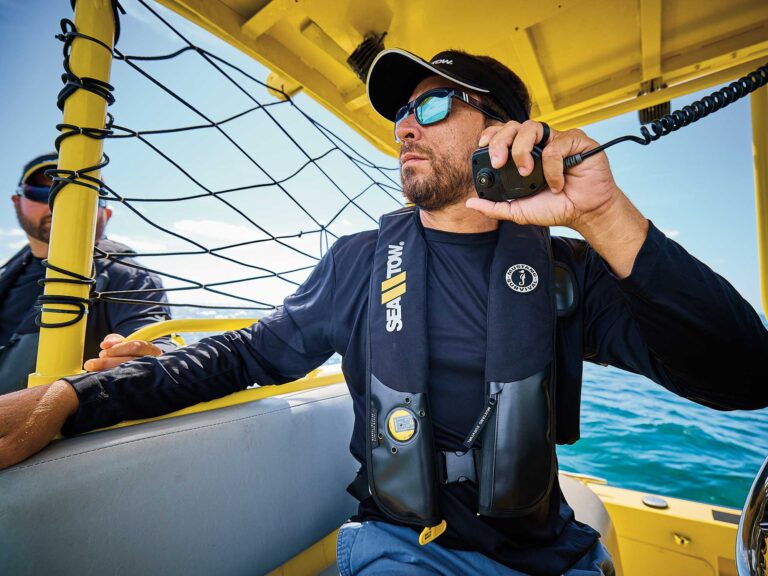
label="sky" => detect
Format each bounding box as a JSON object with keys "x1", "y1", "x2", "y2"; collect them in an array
[{"x1": 0, "y1": 0, "x2": 764, "y2": 315}]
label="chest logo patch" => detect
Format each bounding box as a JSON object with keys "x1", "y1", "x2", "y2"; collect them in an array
[{"x1": 505, "y1": 264, "x2": 538, "y2": 293}]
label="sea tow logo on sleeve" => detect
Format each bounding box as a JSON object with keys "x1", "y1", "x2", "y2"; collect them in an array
[{"x1": 381, "y1": 241, "x2": 406, "y2": 332}]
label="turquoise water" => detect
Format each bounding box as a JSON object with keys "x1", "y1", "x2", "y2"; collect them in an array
[{"x1": 558, "y1": 362, "x2": 768, "y2": 510}]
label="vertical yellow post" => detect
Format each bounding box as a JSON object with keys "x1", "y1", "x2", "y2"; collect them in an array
[
  {"x1": 752, "y1": 86, "x2": 768, "y2": 317},
  {"x1": 28, "y1": 0, "x2": 116, "y2": 387}
]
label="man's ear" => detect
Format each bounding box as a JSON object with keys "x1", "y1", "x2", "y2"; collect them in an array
[{"x1": 11, "y1": 195, "x2": 20, "y2": 208}]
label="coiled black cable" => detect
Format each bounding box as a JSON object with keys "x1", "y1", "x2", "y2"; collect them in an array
[
  {"x1": 38, "y1": 3, "x2": 122, "y2": 329},
  {"x1": 45, "y1": 153, "x2": 111, "y2": 211},
  {"x1": 35, "y1": 262, "x2": 96, "y2": 329},
  {"x1": 55, "y1": 19, "x2": 117, "y2": 111},
  {"x1": 563, "y1": 62, "x2": 768, "y2": 169}
]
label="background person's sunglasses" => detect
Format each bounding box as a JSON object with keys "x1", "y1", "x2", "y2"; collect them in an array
[
  {"x1": 16, "y1": 183, "x2": 107, "y2": 207},
  {"x1": 394, "y1": 88, "x2": 504, "y2": 142}
]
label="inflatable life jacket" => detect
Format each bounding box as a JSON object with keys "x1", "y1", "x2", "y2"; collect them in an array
[{"x1": 365, "y1": 207, "x2": 558, "y2": 537}]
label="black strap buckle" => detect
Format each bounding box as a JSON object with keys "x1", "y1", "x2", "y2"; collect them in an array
[
  {"x1": 346, "y1": 466, "x2": 370, "y2": 501},
  {"x1": 438, "y1": 450, "x2": 478, "y2": 485}
]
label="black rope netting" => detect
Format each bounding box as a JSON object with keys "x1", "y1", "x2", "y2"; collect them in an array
[{"x1": 40, "y1": 0, "x2": 402, "y2": 325}]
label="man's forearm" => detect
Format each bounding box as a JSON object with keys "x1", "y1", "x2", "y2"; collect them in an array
[
  {"x1": 0, "y1": 380, "x2": 79, "y2": 470},
  {"x1": 576, "y1": 189, "x2": 649, "y2": 279},
  {"x1": 62, "y1": 331, "x2": 264, "y2": 435},
  {"x1": 584, "y1": 218, "x2": 768, "y2": 410}
]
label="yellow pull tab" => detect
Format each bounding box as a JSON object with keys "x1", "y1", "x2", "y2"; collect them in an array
[{"x1": 418, "y1": 520, "x2": 447, "y2": 545}]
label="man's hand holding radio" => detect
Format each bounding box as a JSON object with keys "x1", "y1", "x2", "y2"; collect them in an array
[{"x1": 466, "y1": 120, "x2": 649, "y2": 279}]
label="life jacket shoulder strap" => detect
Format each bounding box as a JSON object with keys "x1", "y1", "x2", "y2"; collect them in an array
[{"x1": 554, "y1": 260, "x2": 578, "y2": 317}]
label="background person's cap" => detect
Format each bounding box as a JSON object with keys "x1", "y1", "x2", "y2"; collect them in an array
[
  {"x1": 19, "y1": 152, "x2": 58, "y2": 185},
  {"x1": 366, "y1": 48, "x2": 528, "y2": 124}
]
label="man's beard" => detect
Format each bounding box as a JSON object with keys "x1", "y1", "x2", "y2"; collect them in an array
[
  {"x1": 401, "y1": 148, "x2": 474, "y2": 211},
  {"x1": 15, "y1": 204, "x2": 51, "y2": 244}
]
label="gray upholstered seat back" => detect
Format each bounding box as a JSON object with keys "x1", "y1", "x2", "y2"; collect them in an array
[{"x1": 0, "y1": 383, "x2": 358, "y2": 576}]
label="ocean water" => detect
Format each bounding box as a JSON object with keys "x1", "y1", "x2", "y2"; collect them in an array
[{"x1": 558, "y1": 362, "x2": 768, "y2": 510}]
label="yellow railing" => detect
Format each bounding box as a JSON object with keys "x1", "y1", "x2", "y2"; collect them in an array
[
  {"x1": 30, "y1": 0, "x2": 116, "y2": 387},
  {"x1": 99, "y1": 317, "x2": 345, "y2": 431},
  {"x1": 107, "y1": 365, "x2": 345, "y2": 431},
  {"x1": 752, "y1": 87, "x2": 768, "y2": 317},
  {"x1": 127, "y1": 318, "x2": 259, "y2": 342}
]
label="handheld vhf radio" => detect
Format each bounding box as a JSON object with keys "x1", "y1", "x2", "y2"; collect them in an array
[
  {"x1": 471, "y1": 145, "x2": 546, "y2": 201},
  {"x1": 471, "y1": 62, "x2": 767, "y2": 202}
]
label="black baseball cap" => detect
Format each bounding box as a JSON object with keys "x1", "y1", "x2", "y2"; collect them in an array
[
  {"x1": 18, "y1": 152, "x2": 58, "y2": 185},
  {"x1": 366, "y1": 48, "x2": 529, "y2": 124}
]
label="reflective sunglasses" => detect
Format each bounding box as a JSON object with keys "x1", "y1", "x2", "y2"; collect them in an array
[
  {"x1": 394, "y1": 88, "x2": 504, "y2": 142},
  {"x1": 16, "y1": 183, "x2": 107, "y2": 207}
]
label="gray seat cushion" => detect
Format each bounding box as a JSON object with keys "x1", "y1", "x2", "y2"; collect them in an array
[{"x1": 0, "y1": 383, "x2": 358, "y2": 576}]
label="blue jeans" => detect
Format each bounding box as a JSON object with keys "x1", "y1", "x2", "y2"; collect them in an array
[{"x1": 336, "y1": 521, "x2": 615, "y2": 576}]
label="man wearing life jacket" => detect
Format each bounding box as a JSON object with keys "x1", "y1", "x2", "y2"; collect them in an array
[
  {"x1": 1, "y1": 52, "x2": 767, "y2": 576},
  {"x1": 0, "y1": 153, "x2": 175, "y2": 393}
]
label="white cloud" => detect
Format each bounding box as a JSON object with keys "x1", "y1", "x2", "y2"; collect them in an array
[
  {"x1": 0, "y1": 228, "x2": 24, "y2": 237},
  {"x1": 151, "y1": 254, "x2": 305, "y2": 309},
  {"x1": 172, "y1": 219, "x2": 265, "y2": 243},
  {"x1": 108, "y1": 233, "x2": 167, "y2": 253},
  {"x1": 7, "y1": 239, "x2": 28, "y2": 249},
  {"x1": 328, "y1": 218, "x2": 354, "y2": 233},
  {"x1": 661, "y1": 228, "x2": 680, "y2": 239}
]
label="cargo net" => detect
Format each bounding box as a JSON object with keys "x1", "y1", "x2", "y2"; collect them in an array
[{"x1": 46, "y1": 0, "x2": 401, "y2": 323}]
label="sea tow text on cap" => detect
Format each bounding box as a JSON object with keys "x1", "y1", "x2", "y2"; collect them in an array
[
  {"x1": 384, "y1": 242, "x2": 405, "y2": 332},
  {"x1": 431, "y1": 59, "x2": 453, "y2": 66}
]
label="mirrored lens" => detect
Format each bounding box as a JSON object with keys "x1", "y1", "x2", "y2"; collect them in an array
[
  {"x1": 416, "y1": 94, "x2": 450, "y2": 125},
  {"x1": 394, "y1": 104, "x2": 409, "y2": 124},
  {"x1": 394, "y1": 104, "x2": 410, "y2": 142}
]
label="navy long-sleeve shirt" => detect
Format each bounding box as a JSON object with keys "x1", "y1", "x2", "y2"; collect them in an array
[{"x1": 61, "y1": 216, "x2": 768, "y2": 575}]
